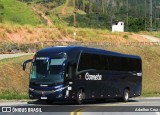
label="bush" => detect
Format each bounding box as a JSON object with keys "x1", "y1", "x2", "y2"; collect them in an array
[
  {"x1": 45, "y1": 11, "x2": 50, "y2": 15},
  {"x1": 123, "y1": 35, "x2": 129, "y2": 39}
]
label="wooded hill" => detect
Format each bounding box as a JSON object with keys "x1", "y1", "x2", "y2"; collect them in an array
[{"x1": 16, "y1": 0, "x2": 160, "y2": 32}]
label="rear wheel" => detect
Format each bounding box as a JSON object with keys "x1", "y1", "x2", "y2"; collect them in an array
[
  {"x1": 122, "y1": 89, "x2": 129, "y2": 102},
  {"x1": 76, "y1": 90, "x2": 84, "y2": 105}
]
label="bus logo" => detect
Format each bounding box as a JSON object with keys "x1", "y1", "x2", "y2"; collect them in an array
[{"x1": 85, "y1": 72, "x2": 102, "y2": 80}]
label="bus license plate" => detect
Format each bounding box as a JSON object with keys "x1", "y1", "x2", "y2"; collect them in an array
[{"x1": 41, "y1": 97, "x2": 47, "y2": 99}]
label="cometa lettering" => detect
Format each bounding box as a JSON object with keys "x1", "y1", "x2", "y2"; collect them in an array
[{"x1": 85, "y1": 72, "x2": 102, "y2": 80}]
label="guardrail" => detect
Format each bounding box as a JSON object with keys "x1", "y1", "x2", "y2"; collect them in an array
[
  {"x1": 0, "y1": 41, "x2": 160, "y2": 53},
  {"x1": 30, "y1": 41, "x2": 160, "y2": 46}
]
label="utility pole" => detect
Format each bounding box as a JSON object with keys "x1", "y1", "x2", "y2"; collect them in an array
[
  {"x1": 96, "y1": 0, "x2": 99, "y2": 29},
  {"x1": 150, "y1": 0, "x2": 153, "y2": 31},
  {"x1": 157, "y1": 2, "x2": 160, "y2": 30},
  {"x1": 126, "y1": 0, "x2": 129, "y2": 31},
  {"x1": 73, "y1": 0, "x2": 76, "y2": 28},
  {"x1": 109, "y1": 0, "x2": 113, "y2": 30},
  {"x1": 154, "y1": 0, "x2": 157, "y2": 30},
  {"x1": 73, "y1": 0, "x2": 77, "y2": 41},
  {"x1": 145, "y1": 0, "x2": 147, "y2": 31}
]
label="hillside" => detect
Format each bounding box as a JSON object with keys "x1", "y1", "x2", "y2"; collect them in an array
[
  {"x1": 20, "y1": 0, "x2": 160, "y2": 31},
  {"x1": 0, "y1": 0, "x2": 159, "y2": 53},
  {"x1": 0, "y1": 23, "x2": 152, "y2": 53},
  {"x1": 0, "y1": 0, "x2": 41, "y2": 25}
]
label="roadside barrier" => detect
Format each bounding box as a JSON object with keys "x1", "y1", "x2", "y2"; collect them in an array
[{"x1": 0, "y1": 41, "x2": 160, "y2": 53}]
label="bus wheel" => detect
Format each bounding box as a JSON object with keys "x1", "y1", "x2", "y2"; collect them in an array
[
  {"x1": 76, "y1": 90, "x2": 84, "y2": 105},
  {"x1": 122, "y1": 89, "x2": 129, "y2": 102}
]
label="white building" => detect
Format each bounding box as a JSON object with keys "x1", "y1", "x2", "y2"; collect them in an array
[{"x1": 112, "y1": 21, "x2": 124, "y2": 32}]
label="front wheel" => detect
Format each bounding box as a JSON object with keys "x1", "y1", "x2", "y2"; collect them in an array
[{"x1": 76, "y1": 90, "x2": 84, "y2": 105}]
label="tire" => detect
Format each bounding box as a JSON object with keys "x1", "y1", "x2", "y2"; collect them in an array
[
  {"x1": 76, "y1": 90, "x2": 84, "y2": 105},
  {"x1": 122, "y1": 89, "x2": 129, "y2": 102}
]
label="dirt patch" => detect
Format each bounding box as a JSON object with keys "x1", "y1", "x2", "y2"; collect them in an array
[
  {"x1": 32, "y1": 7, "x2": 53, "y2": 26},
  {"x1": 130, "y1": 34, "x2": 150, "y2": 42},
  {"x1": 61, "y1": 0, "x2": 70, "y2": 16}
]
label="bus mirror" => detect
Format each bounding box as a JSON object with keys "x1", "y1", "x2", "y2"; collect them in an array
[{"x1": 22, "y1": 59, "x2": 32, "y2": 71}]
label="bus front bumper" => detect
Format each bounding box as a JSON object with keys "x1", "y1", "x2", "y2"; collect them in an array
[{"x1": 29, "y1": 87, "x2": 74, "y2": 100}]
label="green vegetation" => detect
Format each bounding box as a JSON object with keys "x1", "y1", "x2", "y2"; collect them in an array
[
  {"x1": 0, "y1": 0, "x2": 41, "y2": 25},
  {"x1": 0, "y1": 90, "x2": 28, "y2": 99},
  {"x1": 21, "y1": 0, "x2": 160, "y2": 32},
  {"x1": 150, "y1": 32, "x2": 160, "y2": 39},
  {"x1": 123, "y1": 34, "x2": 129, "y2": 39}
]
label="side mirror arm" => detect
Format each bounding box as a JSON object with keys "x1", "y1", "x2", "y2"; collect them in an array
[{"x1": 22, "y1": 59, "x2": 32, "y2": 71}]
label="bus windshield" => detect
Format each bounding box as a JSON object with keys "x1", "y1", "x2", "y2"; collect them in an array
[{"x1": 30, "y1": 57, "x2": 66, "y2": 85}]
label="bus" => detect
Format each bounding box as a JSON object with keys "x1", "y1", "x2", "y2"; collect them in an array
[{"x1": 23, "y1": 46, "x2": 142, "y2": 104}]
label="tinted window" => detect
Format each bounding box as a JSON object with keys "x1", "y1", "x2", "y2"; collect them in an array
[
  {"x1": 78, "y1": 53, "x2": 109, "y2": 71},
  {"x1": 108, "y1": 56, "x2": 141, "y2": 71},
  {"x1": 78, "y1": 53, "x2": 141, "y2": 72}
]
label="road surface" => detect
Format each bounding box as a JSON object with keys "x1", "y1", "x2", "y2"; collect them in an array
[
  {"x1": 0, "y1": 97, "x2": 160, "y2": 114},
  {"x1": 140, "y1": 35, "x2": 160, "y2": 42},
  {"x1": 0, "y1": 53, "x2": 33, "y2": 60}
]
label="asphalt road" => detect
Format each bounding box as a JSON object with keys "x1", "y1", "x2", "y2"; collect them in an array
[
  {"x1": 140, "y1": 35, "x2": 160, "y2": 42},
  {"x1": 0, "y1": 97, "x2": 160, "y2": 113},
  {"x1": 0, "y1": 53, "x2": 33, "y2": 60}
]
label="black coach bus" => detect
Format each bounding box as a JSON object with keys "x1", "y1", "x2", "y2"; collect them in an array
[{"x1": 23, "y1": 46, "x2": 142, "y2": 104}]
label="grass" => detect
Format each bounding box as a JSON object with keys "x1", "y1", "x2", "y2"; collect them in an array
[
  {"x1": 0, "y1": 23, "x2": 61, "y2": 44},
  {"x1": 142, "y1": 92, "x2": 160, "y2": 97},
  {"x1": 0, "y1": 0, "x2": 41, "y2": 26},
  {"x1": 0, "y1": 90, "x2": 28, "y2": 99},
  {"x1": 149, "y1": 31, "x2": 160, "y2": 38},
  {"x1": 0, "y1": 55, "x2": 33, "y2": 99},
  {"x1": 50, "y1": 5, "x2": 86, "y2": 17}
]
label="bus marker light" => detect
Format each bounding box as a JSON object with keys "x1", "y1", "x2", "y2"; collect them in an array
[
  {"x1": 40, "y1": 85, "x2": 48, "y2": 87},
  {"x1": 68, "y1": 87, "x2": 72, "y2": 90},
  {"x1": 29, "y1": 88, "x2": 34, "y2": 91},
  {"x1": 66, "y1": 90, "x2": 69, "y2": 96},
  {"x1": 41, "y1": 97, "x2": 47, "y2": 99},
  {"x1": 69, "y1": 82, "x2": 73, "y2": 84}
]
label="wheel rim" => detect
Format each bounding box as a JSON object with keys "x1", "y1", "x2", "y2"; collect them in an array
[
  {"x1": 124, "y1": 91, "x2": 129, "y2": 101},
  {"x1": 78, "y1": 92, "x2": 83, "y2": 101}
]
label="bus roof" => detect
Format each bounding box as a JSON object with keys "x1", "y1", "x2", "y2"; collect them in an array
[{"x1": 36, "y1": 46, "x2": 141, "y2": 59}]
